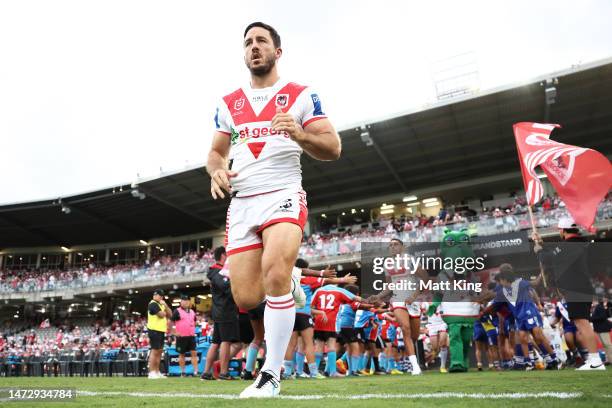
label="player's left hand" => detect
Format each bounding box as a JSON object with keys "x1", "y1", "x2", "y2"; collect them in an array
[
  {"x1": 271, "y1": 107, "x2": 306, "y2": 142},
  {"x1": 342, "y1": 273, "x2": 357, "y2": 285},
  {"x1": 531, "y1": 231, "x2": 543, "y2": 246}
]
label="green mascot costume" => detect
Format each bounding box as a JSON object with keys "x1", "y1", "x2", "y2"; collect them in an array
[{"x1": 428, "y1": 228, "x2": 480, "y2": 372}]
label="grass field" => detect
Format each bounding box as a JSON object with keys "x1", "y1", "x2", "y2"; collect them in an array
[{"x1": 1, "y1": 370, "x2": 611, "y2": 407}]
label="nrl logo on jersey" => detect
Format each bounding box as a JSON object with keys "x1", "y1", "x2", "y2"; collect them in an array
[
  {"x1": 234, "y1": 97, "x2": 246, "y2": 111},
  {"x1": 275, "y1": 94, "x2": 289, "y2": 108}
]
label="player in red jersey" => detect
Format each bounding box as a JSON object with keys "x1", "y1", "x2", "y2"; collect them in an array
[
  {"x1": 207, "y1": 22, "x2": 341, "y2": 398},
  {"x1": 311, "y1": 284, "x2": 376, "y2": 377},
  {"x1": 283, "y1": 266, "x2": 356, "y2": 379}
]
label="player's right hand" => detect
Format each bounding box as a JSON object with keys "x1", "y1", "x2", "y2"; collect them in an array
[
  {"x1": 321, "y1": 265, "x2": 337, "y2": 278},
  {"x1": 210, "y1": 169, "x2": 238, "y2": 199}
]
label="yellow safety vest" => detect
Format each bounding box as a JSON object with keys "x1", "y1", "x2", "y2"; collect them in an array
[{"x1": 147, "y1": 300, "x2": 167, "y2": 333}]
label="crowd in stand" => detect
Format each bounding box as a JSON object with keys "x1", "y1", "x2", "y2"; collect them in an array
[
  {"x1": 0, "y1": 315, "x2": 214, "y2": 358},
  {"x1": 1, "y1": 195, "x2": 611, "y2": 295},
  {"x1": 299, "y1": 195, "x2": 612, "y2": 260},
  {"x1": 0, "y1": 251, "x2": 214, "y2": 294},
  {"x1": 0, "y1": 318, "x2": 147, "y2": 359}
]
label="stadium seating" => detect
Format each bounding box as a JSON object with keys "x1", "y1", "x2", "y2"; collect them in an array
[
  {"x1": 0, "y1": 202, "x2": 608, "y2": 297},
  {"x1": 1, "y1": 199, "x2": 611, "y2": 295}
]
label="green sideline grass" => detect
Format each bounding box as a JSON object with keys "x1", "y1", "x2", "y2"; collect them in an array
[{"x1": 1, "y1": 369, "x2": 611, "y2": 408}]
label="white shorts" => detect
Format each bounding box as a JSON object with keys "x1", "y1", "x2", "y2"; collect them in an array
[
  {"x1": 427, "y1": 323, "x2": 448, "y2": 336},
  {"x1": 391, "y1": 301, "x2": 421, "y2": 318},
  {"x1": 225, "y1": 188, "x2": 308, "y2": 256}
]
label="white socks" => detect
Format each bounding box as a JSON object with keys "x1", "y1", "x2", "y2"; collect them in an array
[
  {"x1": 588, "y1": 353, "x2": 603, "y2": 365},
  {"x1": 260, "y1": 293, "x2": 296, "y2": 379},
  {"x1": 439, "y1": 347, "x2": 448, "y2": 369}
]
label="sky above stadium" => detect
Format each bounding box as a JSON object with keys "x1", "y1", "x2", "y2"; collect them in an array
[{"x1": 1, "y1": 0, "x2": 612, "y2": 204}]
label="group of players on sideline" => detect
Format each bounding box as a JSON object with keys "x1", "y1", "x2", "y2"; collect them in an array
[{"x1": 144, "y1": 230, "x2": 612, "y2": 381}]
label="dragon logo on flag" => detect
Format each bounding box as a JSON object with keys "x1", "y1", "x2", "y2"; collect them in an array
[
  {"x1": 524, "y1": 131, "x2": 587, "y2": 187},
  {"x1": 514, "y1": 122, "x2": 612, "y2": 228}
]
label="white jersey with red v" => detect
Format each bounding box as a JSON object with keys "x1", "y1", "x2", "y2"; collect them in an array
[
  {"x1": 386, "y1": 265, "x2": 413, "y2": 283},
  {"x1": 214, "y1": 79, "x2": 327, "y2": 197}
]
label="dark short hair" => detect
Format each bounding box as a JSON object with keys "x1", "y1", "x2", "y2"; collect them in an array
[
  {"x1": 214, "y1": 246, "x2": 226, "y2": 262},
  {"x1": 244, "y1": 22, "x2": 281, "y2": 48},
  {"x1": 563, "y1": 227, "x2": 580, "y2": 234},
  {"x1": 344, "y1": 284, "x2": 359, "y2": 295},
  {"x1": 295, "y1": 258, "x2": 309, "y2": 269},
  {"x1": 497, "y1": 263, "x2": 515, "y2": 282}
]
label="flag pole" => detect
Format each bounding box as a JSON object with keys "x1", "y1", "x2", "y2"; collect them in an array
[{"x1": 527, "y1": 204, "x2": 548, "y2": 288}]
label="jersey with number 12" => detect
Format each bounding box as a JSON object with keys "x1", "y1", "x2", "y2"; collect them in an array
[{"x1": 311, "y1": 285, "x2": 357, "y2": 332}]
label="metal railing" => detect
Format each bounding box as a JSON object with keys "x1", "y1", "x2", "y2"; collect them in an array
[
  {"x1": 2, "y1": 203, "x2": 611, "y2": 296},
  {"x1": 299, "y1": 204, "x2": 612, "y2": 264}
]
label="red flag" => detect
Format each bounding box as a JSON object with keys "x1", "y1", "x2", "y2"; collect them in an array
[{"x1": 513, "y1": 122, "x2": 612, "y2": 229}]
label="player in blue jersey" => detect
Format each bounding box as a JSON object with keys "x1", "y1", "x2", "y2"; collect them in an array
[
  {"x1": 484, "y1": 277, "x2": 517, "y2": 370},
  {"x1": 354, "y1": 308, "x2": 386, "y2": 375},
  {"x1": 337, "y1": 302, "x2": 360, "y2": 376},
  {"x1": 473, "y1": 303, "x2": 501, "y2": 371},
  {"x1": 494, "y1": 263, "x2": 561, "y2": 370},
  {"x1": 336, "y1": 285, "x2": 377, "y2": 376},
  {"x1": 551, "y1": 300, "x2": 580, "y2": 366},
  {"x1": 379, "y1": 314, "x2": 402, "y2": 374}
]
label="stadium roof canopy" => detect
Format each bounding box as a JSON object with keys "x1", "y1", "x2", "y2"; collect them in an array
[{"x1": 2, "y1": 57, "x2": 612, "y2": 249}]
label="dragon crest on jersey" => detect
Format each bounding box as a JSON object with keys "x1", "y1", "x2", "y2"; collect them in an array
[
  {"x1": 215, "y1": 79, "x2": 327, "y2": 197},
  {"x1": 275, "y1": 94, "x2": 289, "y2": 107}
]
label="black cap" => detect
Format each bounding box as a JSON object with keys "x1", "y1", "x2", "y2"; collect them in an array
[
  {"x1": 153, "y1": 289, "x2": 165, "y2": 296},
  {"x1": 180, "y1": 294, "x2": 190, "y2": 300}
]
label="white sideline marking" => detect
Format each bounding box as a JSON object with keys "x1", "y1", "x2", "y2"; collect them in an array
[{"x1": 78, "y1": 391, "x2": 583, "y2": 400}]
